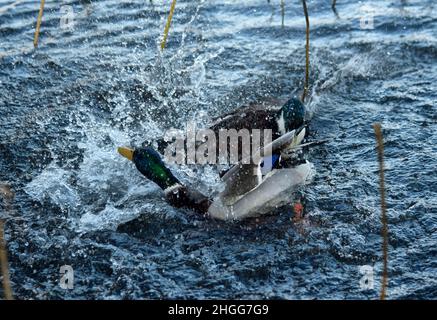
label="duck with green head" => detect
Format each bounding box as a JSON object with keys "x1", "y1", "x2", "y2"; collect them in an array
[
  {"x1": 118, "y1": 125, "x2": 315, "y2": 220},
  {"x1": 155, "y1": 95, "x2": 307, "y2": 159},
  {"x1": 202, "y1": 96, "x2": 305, "y2": 139},
  {"x1": 118, "y1": 146, "x2": 211, "y2": 214}
]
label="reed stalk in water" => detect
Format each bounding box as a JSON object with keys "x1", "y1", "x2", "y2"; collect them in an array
[
  {"x1": 301, "y1": 0, "x2": 310, "y2": 103},
  {"x1": 332, "y1": 0, "x2": 337, "y2": 11},
  {"x1": 0, "y1": 221, "x2": 13, "y2": 300},
  {"x1": 331, "y1": 0, "x2": 339, "y2": 17},
  {"x1": 373, "y1": 123, "x2": 389, "y2": 300},
  {"x1": 161, "y1": 0, "x2": 177, "y2": 50},
  {"x1": 33, "y1": 0, "x2": 45, "y2": 48},
  {"x1": 0, "y1": 184, "x2": 14, "y2": 300}
]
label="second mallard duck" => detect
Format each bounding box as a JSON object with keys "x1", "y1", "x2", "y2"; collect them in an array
[{"x1": 118, "y1": 126, "x2": 314, "y2": 220}]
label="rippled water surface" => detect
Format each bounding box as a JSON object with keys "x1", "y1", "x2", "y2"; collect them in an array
[{"x1": 0, "y1": 0, "x2": 436, "y2": 299}]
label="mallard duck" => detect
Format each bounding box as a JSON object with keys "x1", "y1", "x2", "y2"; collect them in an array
[
  {"x1": 156, "y1": 96, "x2": 306, "y2": 156},
  {"x1": 208, "y1": 96, "x2": 306, "y2": 139},
  {"x1": 118, "y1": 126, "x2": 315, "y2": 220}
]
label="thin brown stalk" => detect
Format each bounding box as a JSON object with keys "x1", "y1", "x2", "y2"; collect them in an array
[
  {"x1": 0, "y1": 184, "x2": 14, "y2": 300},
  {"x1": 33, "y1": 0, "x2": 45, "y2": 48},
  {"x1": 301, "y1": 0, "x2": 310, "y2": 103},
  {"x1": 332, "y1": 0, "x2": 337, "y2": 11},
  {"x1": 0, "y1": 220, "x2": 13, "y2": 300},
  {"x1": 161, "y1": 0, "x2": 177, "y2": 51},
  {"x1": 331, "y1": 0, "x2": 339, "y2": 17},
  {"x1": 373, "y1": 123, "x2": 389, "y2": 300}
]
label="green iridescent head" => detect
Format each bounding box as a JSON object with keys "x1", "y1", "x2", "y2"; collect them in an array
[
  {"x1": 278, "y1": 97, "x2": 305, "y2": 133},
  {"x1": 118, "y1": 146, "x2": 179, "y2": 190}
]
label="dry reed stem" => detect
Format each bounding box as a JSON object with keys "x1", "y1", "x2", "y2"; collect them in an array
[
  {"x1": 301, "y1": 0, "x2": 310, "y2": 103},
  {"x1": 33, "y1": 0, "x2": 45, "y2": 48},
  {"x1": 161, "y1": 0, "x2": 177, "y2": 50},
  {"x1": 373, "y1": 123, "x2": 389, "y2": 300},
  {"x1": 0, "y1": 184, "x2": 14, "y2": 300}
]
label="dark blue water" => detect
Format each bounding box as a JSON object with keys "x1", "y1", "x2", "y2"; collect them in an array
[{"x1": 0, "y1": 0, "x2": 436, "y2": 299}]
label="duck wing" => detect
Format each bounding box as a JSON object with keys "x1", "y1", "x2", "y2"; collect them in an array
[
  {"x1": 208, "y1": 162, "x2": 313, "y2": 220},
  {"x1": 219, "y1": 127, "x2": 306, "y2": 204},
  {"x1": 154, "y1": 100, "x2": 282, "y2": 155},
  {"x1": 209, "y1": 101, "x2": 282, "y2": 133}
]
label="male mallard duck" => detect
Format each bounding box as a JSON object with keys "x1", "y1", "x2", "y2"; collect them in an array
[
  {"x1": 156, "y1": 96, "x2": 306, "y2": 155},
  {"x1": 118, "y1": 126, "x2": 314, "y2": 220},
  {"x1": 208, "y1": 96, "x2": 306, "y2": 139}
]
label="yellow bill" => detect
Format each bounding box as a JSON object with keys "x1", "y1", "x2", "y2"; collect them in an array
[{"x1": 117, "y1": 147, "x2": 134, "y2": 161}]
